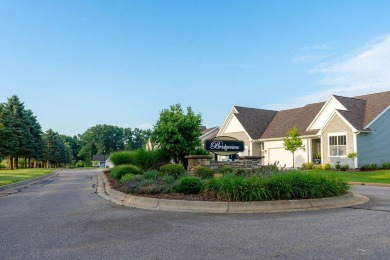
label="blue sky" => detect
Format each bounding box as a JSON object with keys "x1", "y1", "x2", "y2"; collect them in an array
[{"x1": 1, "y1": 1, "x2": 390, "y2": 136}]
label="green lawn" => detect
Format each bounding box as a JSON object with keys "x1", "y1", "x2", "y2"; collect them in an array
[
  {"x1": 0, "y1": 169, "x2": 54, "y2": 186},
  {"x1": 315, "y1": 169, "x2": 390, "y2": 184}
]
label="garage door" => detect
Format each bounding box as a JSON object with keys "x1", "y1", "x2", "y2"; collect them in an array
[{"x1": 268, "y1": 148, "x2": 293, "y2": 168}]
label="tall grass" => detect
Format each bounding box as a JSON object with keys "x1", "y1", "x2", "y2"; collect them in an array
[
  {"x1": 110, "y1": 149, "x2": 169, "y2": 170},
  {"x1": 205, "y1": 171, "x2": 350, "y2": 202}
]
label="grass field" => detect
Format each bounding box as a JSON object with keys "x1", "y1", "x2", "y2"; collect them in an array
[
  {"x1": 0, "y1": 169, "x2": 54, "y2": 186},
  {"x1": 315, "y1": 169, "x2": 390, "y2": 184}
]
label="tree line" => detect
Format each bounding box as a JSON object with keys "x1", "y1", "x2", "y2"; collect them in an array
[{"x1": 0, "y1": 95, "x2": 151, "y2": 170}]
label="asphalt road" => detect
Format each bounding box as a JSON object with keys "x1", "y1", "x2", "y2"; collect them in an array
[{"x1": 0, "y1": 169, "x2": 389, "y2": 260}]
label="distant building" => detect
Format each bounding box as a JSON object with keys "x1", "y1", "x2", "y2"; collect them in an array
[{"x1": 92, "y1": 155, "x2": 110, "y2": 167}]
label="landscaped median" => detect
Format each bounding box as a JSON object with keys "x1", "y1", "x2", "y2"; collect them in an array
[{"x1": 98, "y1": 171, "x2": 369, "y2": 213}]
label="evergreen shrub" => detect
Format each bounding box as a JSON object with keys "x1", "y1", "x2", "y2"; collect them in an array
[
  {"x1": 174, "y1": 177, "x2": 203, "y2": 194},
  {"x1": 195, "y1": 167, "x2": 214, "y2": 179},
  {"x1": 159, "y1": 164, "x2": 186, "y2": 178},
  {"x1": 110, "y1": 164, "x2": 142, "y2": 179}
]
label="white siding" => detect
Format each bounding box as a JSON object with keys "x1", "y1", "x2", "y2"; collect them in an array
[
  {"x1": 309, "y1": 97, "x2": 346, "y2": 130},
  {"x1": 224, "y1": 116, "x2": 246, "y2": 133}
]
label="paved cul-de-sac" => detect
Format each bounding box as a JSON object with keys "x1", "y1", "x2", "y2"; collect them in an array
[{"x1": 0, "y1": 169, "x2": 389, "y2": 259}]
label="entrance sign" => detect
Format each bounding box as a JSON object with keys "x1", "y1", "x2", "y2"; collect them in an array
[{"x1": 205, "y1": 136, "x2": 244, "y2": 156}]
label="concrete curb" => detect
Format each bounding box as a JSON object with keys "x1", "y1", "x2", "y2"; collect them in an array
[
  {"x1": 0, "y1": 169, "x2": 59, "y2": 192},
  {"x1": 98, "y1": 172, "x2": 370, "y2": 213},
  {"x1": 350, "y1": 182, "x2": 390, "y2": 187}
]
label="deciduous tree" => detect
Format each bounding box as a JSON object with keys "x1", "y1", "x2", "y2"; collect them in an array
[
  {"x1": 283, "y1": 126, "x2": 305, "y2": 169},
  {"x1": 151, "y1": 104, "x2": 202, "y2": 165}
]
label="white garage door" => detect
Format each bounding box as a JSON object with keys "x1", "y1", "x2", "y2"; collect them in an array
[{"x1": 268, "y1": 148, "x2": 293, "y2": 168}]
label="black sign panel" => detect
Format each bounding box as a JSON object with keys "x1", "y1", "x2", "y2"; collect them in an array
[{"x1": 205, "y1": 139, "x2": 244, "y2": 155}]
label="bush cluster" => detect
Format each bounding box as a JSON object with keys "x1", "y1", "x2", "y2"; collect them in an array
[
  {"x1": 322, "y1": 163, "x2": 331, "y2": 170},
  {"x1": 360, "y1": 163, "x2": 378, "y2": 171},
  {"x1": 174, "y1": 177, "x2": 202, "y2": 194},
  {"x1": 194, "y1": 167, "x2": 214, "y2": 179},
  {"x1": 159, "y1": 164, "x2": 186, "y2": 178},
  {"x1": 301, "y1": 162, "x2": 315, "y2": 170},
  {"x1": 110, "y1": 164, "x2": 142, "y2": 179}
]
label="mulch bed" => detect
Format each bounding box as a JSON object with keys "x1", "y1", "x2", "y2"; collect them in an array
[{"x1": 103, "y1": 171, "x2": 218, "y2": 201}]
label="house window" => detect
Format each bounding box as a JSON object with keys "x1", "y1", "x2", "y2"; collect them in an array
[{"x1": 329, "y1": 135, "x2": 347, "y2": 156}]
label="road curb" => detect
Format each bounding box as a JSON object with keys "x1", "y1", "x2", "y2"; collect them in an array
[
  {"x1": 0, "y1": 169, "x2": 59, "y2": 192},
  {"x1": 98, "y1": 172, "x2": 370, "y2": 213},
  {"x1": 350, "y1": 182, "x2": 390, "y2": 187}
]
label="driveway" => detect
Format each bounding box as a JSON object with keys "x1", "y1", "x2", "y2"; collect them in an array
[{"x1": 0, "y1": 169, "x2": 389, "y2": 259}]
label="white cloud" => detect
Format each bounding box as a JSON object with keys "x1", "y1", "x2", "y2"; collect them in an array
[
  {"x1": 270, "y1": 35, "x2": 390, "y2": 110},
  {"x1": 136, "y1": 123, "x2": 154, "y2": 130}
]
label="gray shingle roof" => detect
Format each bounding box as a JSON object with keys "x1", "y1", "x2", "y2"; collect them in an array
[
  {"x1": 260, "y1": 102, "x2": 324, "y2": 139},
  {"x1": 92, "y1": 155, "x2": 110, "y2": 162},
  {"x1": 234, "y1": 106, "x2": 277, "y2": 139}
]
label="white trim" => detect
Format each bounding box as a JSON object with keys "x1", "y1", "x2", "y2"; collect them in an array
[
  {"x1": 200, "y1": 127, "x2": 219, "y2": 140},
  {"x1": 307, "y1": 96, "x2": 347, "y2": 131},
  {"x1": 327, "y1": 132, "x2": 348, "y2": 158},
  {"x1": 257, "y1": 134, "x2": 320, "y2": 143},
  {"x1": 218, "y1": 107, "x2": 238, "y2": 136},
  {"x1": 365, "y1": 105, "x2": 390, "y2": 129},
  {"x1": 353, "y1": 133, "x2": 358, "y2": 168},
  {"x1": 217, "y1": 106, "x2": 253, "y2": 142}
]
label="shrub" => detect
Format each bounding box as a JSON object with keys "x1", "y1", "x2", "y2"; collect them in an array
[
  {"x1": 110, "y1": 164, "x2": 142, "y2": 180},
  {"x1": 344, "y1": 164, "x2": 349, "y2": 170},
  {"x1": 75, "y1": 161, "x2": 84, "y2": 168},
  {"x1": 174, "y1": 177, "x2": 203, "y2": 194},
  {"x1": 361, "y1": 163, "x2": 378, "y2": 171},
  {"x1": 382, "y1": 162, "x2": 390, "y2": 169},
  {"x1": 162, "y1": 175, "x2": 176, "y2": 184},
  {"x1": 301, "y1": 162, "x2": 314, "y2": 170},
  {"x1": 143, "y1": 170, "x2": 159, "y2": 180},
  {"x1": 110, "y1": 149, "x2": 169, "y2": 170},
  {"x1": 335, "y1": 163, "x2": 341, "y2": 170},
  {"x1": 194, "y1": 167, "x2": 215, "y2": 179},
  {"x1": 159, "y1": 164, "x2": 186, "y2": 178},
  {"x1": 322, "y1": 163, "x2": 331, "y2": 170},
  {"x1": 119, "y1": 173, "x2": 143, "y2": 184},
  {"x1": 120, "y1": 177, "x2": 176, "y2": 194}
]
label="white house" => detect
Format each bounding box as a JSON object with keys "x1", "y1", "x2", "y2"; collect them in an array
[{"x1": 218, "y1": 91, "x2": 390, "y2": 168}]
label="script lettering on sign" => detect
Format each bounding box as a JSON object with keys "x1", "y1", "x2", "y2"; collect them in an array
[{"x1": 209, "y1": 141, "x2": 241, "y2": 151}]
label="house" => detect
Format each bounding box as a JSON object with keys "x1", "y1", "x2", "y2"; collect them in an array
[
  {"x1": 92, "y1": 155, "x2": 110, "y2": 167},
  {"x1": 218, "y1": 91, "x2": 390, "y2": 168},
  {"x1": 199, "y1": 126, "x2": 220, "y2": 148}
]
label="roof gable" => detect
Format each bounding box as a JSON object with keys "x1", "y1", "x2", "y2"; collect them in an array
[{"x1": 307, "y1": 96, "x2": 346, "y2": 130}]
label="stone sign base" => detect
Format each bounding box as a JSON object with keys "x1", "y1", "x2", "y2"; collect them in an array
[{"x1": 185, "y1": 155, "x2": 263, "y2": 174}]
